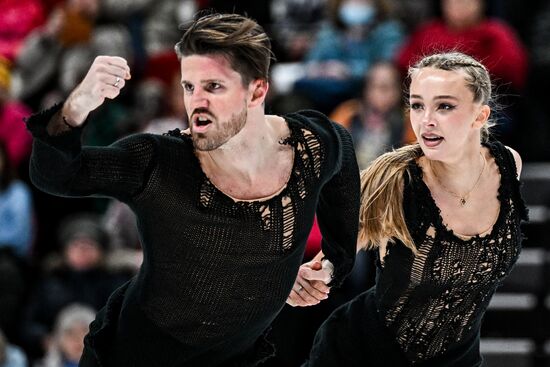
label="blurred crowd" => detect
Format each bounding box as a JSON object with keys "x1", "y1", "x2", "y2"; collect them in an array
[{"x1": 0, "y1": 0, "x2": 548, "y2": 365}]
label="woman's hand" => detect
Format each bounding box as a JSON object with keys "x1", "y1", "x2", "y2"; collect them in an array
[{"x1": 286, "y1": 260, "x2": 332, "y2": 307}]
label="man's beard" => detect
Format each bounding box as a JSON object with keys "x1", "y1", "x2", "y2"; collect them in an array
[{"x1": 192, "y1": 105, "x2": 247, "y2": 151}]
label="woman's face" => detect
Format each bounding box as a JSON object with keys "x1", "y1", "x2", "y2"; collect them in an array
[{"x1": 409, "y1": 67, "x2": 488, "y2": 162}]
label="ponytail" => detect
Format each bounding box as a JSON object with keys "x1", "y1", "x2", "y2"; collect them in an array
[{"x1": 358, "y1": 144, "x2": 422, "y2": 254}]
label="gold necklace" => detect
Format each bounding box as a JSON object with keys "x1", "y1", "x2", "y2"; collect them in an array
[{"x1": 431, "y1": 152, "x2": 486, "y2": 207}]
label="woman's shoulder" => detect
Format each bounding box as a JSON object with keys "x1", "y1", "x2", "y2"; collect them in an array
[
  {"x1": 505, "y1": 145, "x2": 522, "y2": 177},
  {"x1": 484, "y1": 139, "x2": 522, "y2": 179}
]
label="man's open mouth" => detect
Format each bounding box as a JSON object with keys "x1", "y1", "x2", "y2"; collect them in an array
[{"x1": 195, "y1": 116, "x2": 212, "y2": 126}]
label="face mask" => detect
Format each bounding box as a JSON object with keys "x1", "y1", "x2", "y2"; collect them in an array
[{"x1": 339, "y1": 3, "x2": 376, "y2": 27}]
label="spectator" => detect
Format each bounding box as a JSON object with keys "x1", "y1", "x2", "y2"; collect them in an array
[
  {"x1": 330, "y1": 61, "x2": 411, "y2": 168},
  {"x1": 397, "y1": 0, "x2": 528, "y2": 91},
  {"x1": 20, "y1": 214, "x2": 131, "y2": 358},
  {"x1": 396, "y1": 0, "x2": 528, "y2": 145},
  {"x1": 293, "y1": 0, "x2": 404, "y2": 113},
  {"x1": 34, "y1": 304, "x2": 95, "y2": 367}
]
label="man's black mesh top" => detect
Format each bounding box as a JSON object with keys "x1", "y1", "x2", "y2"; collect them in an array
[{"x1": 25, "y1": 104, "x2": 360, "y2": 366}]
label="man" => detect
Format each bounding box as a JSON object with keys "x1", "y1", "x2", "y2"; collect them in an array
[{"x1": 25, "y1": 13, "x2": 359, "y2": 367}]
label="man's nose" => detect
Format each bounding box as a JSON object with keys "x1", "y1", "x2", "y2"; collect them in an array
[{"x1": 189, "y1": 88, "x2": 209, "y2": 109}]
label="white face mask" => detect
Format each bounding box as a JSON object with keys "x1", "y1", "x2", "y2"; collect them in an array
[{"x1": 339, "y1": 2, "x2": 377, "y2": 27}]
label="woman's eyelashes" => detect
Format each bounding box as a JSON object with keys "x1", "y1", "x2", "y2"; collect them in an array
[
  {"x1": 410, "y1": 102, "x2": 423, "y2": 110},
  {"x1": 409, "y1": 102, "x2": 456, "y2": 111},
  {"x1": 437, "y1": 103, "x2": 456, "y2": 111}
]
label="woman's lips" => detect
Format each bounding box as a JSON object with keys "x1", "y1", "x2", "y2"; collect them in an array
[{"x1": 422, "y1": 133, "x2": 444, "y2": 148}]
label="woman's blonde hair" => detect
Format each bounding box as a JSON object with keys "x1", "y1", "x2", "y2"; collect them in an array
[
  {"x1": 358, "y1": 143, "x2": 422, "y2": 253},
  {"x1": 359, "y1": 52, "x2": 494, "y2": 253}
]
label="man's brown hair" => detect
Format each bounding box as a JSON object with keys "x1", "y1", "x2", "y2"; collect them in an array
[{"x1": 175, "y1": 13, "x2": 273, "y2": 86}]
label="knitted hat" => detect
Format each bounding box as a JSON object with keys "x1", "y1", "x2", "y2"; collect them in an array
[
  {"x1": 54, "y1": 303, "x2": 96, "y2": 336},
  {"x1": 58, "y1": 213, "x2": 109, "y2": 250}
]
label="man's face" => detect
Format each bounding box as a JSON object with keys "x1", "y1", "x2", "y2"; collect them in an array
[{"x1": 180, "y1": 54, "x2": 251, "y2": 151}]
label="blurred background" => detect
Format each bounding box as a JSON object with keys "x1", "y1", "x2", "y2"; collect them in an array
[{"x1": 0, "y1": 0, "x2": 548, "y2": 366}]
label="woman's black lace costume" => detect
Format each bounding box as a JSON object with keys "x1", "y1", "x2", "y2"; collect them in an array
[
  {"x1": 379, "y1": 140, "x2": 529, "y2": 363},
  {"x1": 26, "y1": 104, "x2": 360, "y2": 366},
  {"x1": 306, "y1": 140, "x2": 528, "y2": 367}
]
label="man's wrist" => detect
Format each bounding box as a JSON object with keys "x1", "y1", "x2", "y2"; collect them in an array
[
  {"x1": 61, "y1": 115, "x2": 77, "y2": 128},
  {"x1": 62, "y1": 97, "x2": 88, "y2": 127}
]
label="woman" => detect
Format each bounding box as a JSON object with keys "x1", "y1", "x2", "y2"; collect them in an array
[
  {"x1": 290, "y1": 52, "x2": 528, "y2": 366},
  {"x1": 397, "y1": 0, "x2": 527, "y2": 91}
]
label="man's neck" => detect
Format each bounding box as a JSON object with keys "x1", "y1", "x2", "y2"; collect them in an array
[{"x1": 197, "y1": 112, "x2": 290, "y2": 183}]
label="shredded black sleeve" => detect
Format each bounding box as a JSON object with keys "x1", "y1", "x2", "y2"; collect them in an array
[
  {"x1": 288, "y1": 110, "x2": 360, "y2": 287},
  {"x1": 316, "y1": 122, "x2": 360, "y2": 287}
]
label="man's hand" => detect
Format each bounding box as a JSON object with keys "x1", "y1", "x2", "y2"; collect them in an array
[
  {"x1": 62, "y1": 56, "x2": 131, "y2": 126},
  {"x1": 286, "y1": 260, "x2": 332, "y2": 307}
]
